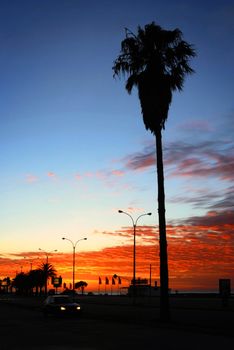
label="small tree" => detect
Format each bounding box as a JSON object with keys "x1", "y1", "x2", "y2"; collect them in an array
[
  {"x1": 12, "y1": 273, "x2": 28, "y2": 295},
  {"x1": 75, "y1": 281, "x2": 88, "y2": 295},
  {"x1": 28, "y1": 269, "x2": 44, "y2": 295}
]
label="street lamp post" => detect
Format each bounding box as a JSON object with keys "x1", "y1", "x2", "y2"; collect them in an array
[
  {"x1": 118, "y1": 210, "x2": 151, "y2": 302},
  {"x1": 62, "y1": 237, "x2": 87, "y2": 292},
  {"x1": 38, "y1": 248, "x2": 57, "y2": 264}
]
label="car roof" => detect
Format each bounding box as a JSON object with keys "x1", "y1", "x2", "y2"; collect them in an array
[{"x1": 46, "y1": 295, "x2": 71, "y2": 300}]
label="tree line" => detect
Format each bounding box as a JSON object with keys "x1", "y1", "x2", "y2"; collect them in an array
[{"x1": 0, "y1": 262, "x2": 56, "y2": 295}]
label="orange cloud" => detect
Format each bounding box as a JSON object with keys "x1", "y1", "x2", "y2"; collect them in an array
[{"x1": 2, "y1": 214, "x2": 233, "y2": 293}]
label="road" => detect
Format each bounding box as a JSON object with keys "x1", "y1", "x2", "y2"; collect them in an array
[{"x1": 0, "y1": 300, "x2": 234, "y2": 350}]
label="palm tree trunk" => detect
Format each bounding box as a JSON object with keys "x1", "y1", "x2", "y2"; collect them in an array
[
  {"x1": 155, "y1": 129, "x2": 170, "y2": 321},
  {"x1": 45, "y1": 277, "x2": 48, "y2": 296}
]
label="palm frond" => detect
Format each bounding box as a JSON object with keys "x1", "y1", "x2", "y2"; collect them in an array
[{"x1": 113, "y1": 22, "x2": 196, "y2": 133}]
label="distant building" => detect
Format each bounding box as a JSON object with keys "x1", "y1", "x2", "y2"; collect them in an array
[{"x1": 128, "y1": 278, "x2": 161, "y2": 297}]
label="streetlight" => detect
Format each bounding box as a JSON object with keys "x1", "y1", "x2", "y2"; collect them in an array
[
  {"x1": 118, "y1": 210, "x2": 151, "y2": 302},
  {"x1": 62, "y1": 237, "x2": 87, "y2": 292},
  {"x1": 38, "y1": 248, "x2": 57, "y2": 264}
]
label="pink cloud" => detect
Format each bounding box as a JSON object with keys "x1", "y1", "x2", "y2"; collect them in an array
[
  {"x1": 26, "y1": 174, "x2": 39, "y2": 183},
  {"x1": 179, "y1": 120, "x2": 214, "y2": 132},
  {"x1": 169, "y1": 150, "x2": 234, "y2": 181},
  {"x1": 95, "y1": 171, "x2": 107, "y2": 180},
  {"x1": 126, "y1": 154, "x2": 155, "y2": 171},
  {"x1": 111, "y1": 169, "x2": 124, "y2": 176},
  {"x1": 75, "y1": 173, "x2": 82, "y2": 180},
  {"x1": 47, "y1": 171, "x2": 56, "y2": 178},
  {"x1": 84, "y1": 172, "x2": 93, "y2": 178},
  {"x1": 123, "y1": 140, "x2": 234, "y2": 183}
]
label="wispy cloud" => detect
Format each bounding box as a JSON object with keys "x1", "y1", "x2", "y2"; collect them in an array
[
  {"x1": 176, "y1": 209, "x2": 234, "y2": 227},
  {"x1": 25, "y1": 174, "x2": 39, "y2": 183},
  {"x1": 75, "y1": 173, "x2": 82, "y2": 180},
  {"x1": 169, "y1": 185, "x2": 234, "y2": 211},
  {"x1": 165, "y1": 140, "x2": 234, "y2": 181},
  {"x1": 123, "y1": 145, "x2": 155, "y2": 171},
  {"x1": 111, "y1": 170, "x2": 124, "y2": 177},
  {"x1": 179, "y1": 120, "x2": 214, "y2": 132},
  {"x1": 122, "y1": 139, "x2": 234, "y2": 181},
  {"x1": 47, "y1": 171, "x2": 57, "y2": 179}
]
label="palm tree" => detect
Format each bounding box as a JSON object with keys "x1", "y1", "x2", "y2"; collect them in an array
[
  {"x1": 113, "y1": 22, "x2": 195, "y2": 321},
  {"x1": 38, "y1": 263, "x2": 57, "y2": 295},
  {"x1": 75, "y1": 281, "x2": 88, "y2": 295}
]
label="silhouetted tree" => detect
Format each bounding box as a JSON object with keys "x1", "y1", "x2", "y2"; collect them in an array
[
  {"x1": 75, "y1": 281, "x2": 88, "y2": 295},
  {"x1": 1, "y1": 277, "x2": 11, "y2": 293},
  {"x1": 28, "y1": 269, "x2": 44, "y2": 295},
  {"x1": 38, "y1": 263, "x2": 57, "y2": 295},
  {"x1": 12, "y1": 272, "x2": 29, "y2": 294},
  {"x1": 113, "y1": 22, "x2": 195, "y2": 321}
]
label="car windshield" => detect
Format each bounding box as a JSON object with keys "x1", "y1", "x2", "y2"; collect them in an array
[{"x1": 52, "y1": 297, "x2": 73, "y2": 304}]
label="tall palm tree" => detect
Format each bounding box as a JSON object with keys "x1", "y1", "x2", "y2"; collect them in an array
[
  {"x1": 38, "y1": 263, "x2": 57, "y2": 295},
  {"x1": 113, "y1": 22, "x2": 195, "y2": 321}
]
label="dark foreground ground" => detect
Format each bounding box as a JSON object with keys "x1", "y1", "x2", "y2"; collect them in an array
[{"x1": 0, "y1": 294, "x2": 233, "y2": 349}]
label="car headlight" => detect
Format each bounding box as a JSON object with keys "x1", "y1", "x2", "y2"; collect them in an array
[
  {"x1": 60, "y1": 306, "x2": 66, "y2": 311},
  {"x1": 76, "y1": 306, "x2": 81, "y2": 310}
]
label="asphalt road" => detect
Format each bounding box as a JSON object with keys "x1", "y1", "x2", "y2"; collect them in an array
[{"x1": 0, "y1": 301, "x2": 234, "y2": 350}]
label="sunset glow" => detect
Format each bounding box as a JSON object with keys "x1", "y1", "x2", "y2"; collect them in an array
[{"x1": 1, "y1": 215, "x2": 233, "y2": 292}]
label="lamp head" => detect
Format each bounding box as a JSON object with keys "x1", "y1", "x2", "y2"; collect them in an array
[
  {"x1": 62, "y1": 237, "x2": 65, "y2": 240},
  {"x1": 147, "y1": 213, "x2": 152, "y2": 216},
  {"x1": 84, "y1": 238, "x2": 87, "y2": 240},
  {"x1": 118, "y1": 210, "x2": 123, "y2": 213}
]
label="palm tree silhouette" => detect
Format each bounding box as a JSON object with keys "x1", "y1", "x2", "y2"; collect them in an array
[
  {"x1": 113, "y1": 22, "x2": 196, "y2": 321},
  {"x1": 39, "y1": 262, "x2": 57, "y2": 295}
]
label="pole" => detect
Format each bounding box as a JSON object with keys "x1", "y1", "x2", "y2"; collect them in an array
[
  {"x1": 149, "y1": 264, "x2": 152, "y2": 298},
  {"x1": 73, "y1": 245, "x2": 75, "y2": 291},
  {"x1": 133, "y1": 224, "x2": 136, "y2": 301},
  {"x1": 62, "y1": 237, "x2": 87, "y2": 296},
  {"x1": 118, "y1": 210, "x2": 151, "y2": 304},
  {"x1": 149, "y1": 264, "x2": 152, "y2": 287}
]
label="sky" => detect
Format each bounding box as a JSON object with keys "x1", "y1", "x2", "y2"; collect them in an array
[{"x1": 0, "y1": 0, "x2": 233, "y2": 293}]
